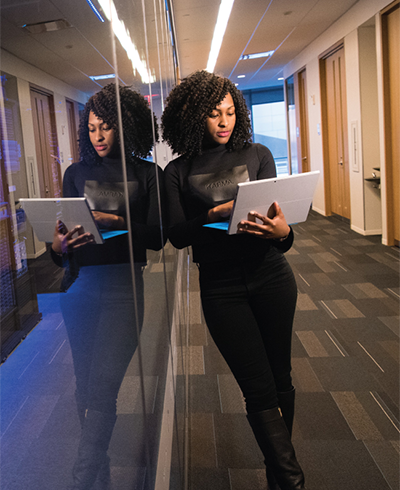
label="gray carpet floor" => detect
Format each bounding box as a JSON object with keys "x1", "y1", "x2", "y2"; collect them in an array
[
  {"x1": 1, "y1": 212, "x2": 398, "y2": 490},
  {"x1": 170, "y1": 211, "x2": 399, "y2": 490}
]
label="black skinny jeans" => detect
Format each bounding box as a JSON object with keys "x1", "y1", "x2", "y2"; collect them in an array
[
  {"x1": 61, "y1": 263, "x2": 144, "y2": 415},
  {"x1": 199, "y1": 248, "x2": 297, "y2": 414}
]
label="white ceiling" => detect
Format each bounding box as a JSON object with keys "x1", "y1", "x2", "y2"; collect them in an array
[
  {"x1": 0, "y1": 0, "x2": 360, "y2": 95},
  {"x1": 173, "y1": 0, "x2": 360, "y2": 90},
  {"x1": 0, "y1": 0, "x2": 170, "y2": 95}
]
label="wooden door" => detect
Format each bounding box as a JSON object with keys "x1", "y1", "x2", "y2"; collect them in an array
[
  {"x1": 321, "y1": 45, "x2": 351, "y2": 219},
  {"x1": 297, "y1": 69, "x2": 310, "y2": 173},
  {"x1": 382, "y1": 2, "x2": 399, "y2": 245},
  {"x1": 30, "y1": 88, "x2": 62, "y2": 197}
]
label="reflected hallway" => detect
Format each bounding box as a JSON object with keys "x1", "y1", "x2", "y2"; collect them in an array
[{"x1": 0, "y1": 246, "x2": 176, "y2": 490}]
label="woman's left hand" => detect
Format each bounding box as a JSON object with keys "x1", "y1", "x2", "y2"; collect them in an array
[
  {"x1": 237, "y1": 201, "x2": 290, "y2": 240},
  {"x1": 92, "y1": 211, "x2": 125, "y2": 230}
]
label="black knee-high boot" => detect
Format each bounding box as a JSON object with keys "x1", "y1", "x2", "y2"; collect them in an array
[
  {"x1": 72, "y1": 410, "x2": 116, "y2": 490},
  {"x1": 247, "y1": 407, "x2": 306, "y2": 490},
  {"x1": 73, "y1": 393, "x2": 112, "y2": 490},
  {"x1": 277, "y1": 388, "x2": 295, "y2": 437},
  {"x1": 264, "y1": 388, "x2": 296, "y2": 489}
]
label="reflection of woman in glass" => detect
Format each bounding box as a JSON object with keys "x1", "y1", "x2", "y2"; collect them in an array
[
  {"x1": 51, "y1": 83, "x2": 163, "y2": 489},
  {"x1": 162, "y1": 71, "x2": 306, "y2": 490}
]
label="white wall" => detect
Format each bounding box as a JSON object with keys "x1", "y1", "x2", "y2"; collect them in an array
[
  {"x1": 303, "y1": 57, "x2": 326, "y2": 216},
  {"x1": 2, "y1": 49, "x2": 89, "y2": 257},
  {"x1": 2, "y1": 49, "x2": 89, "y2": 183},
  {"x1": 283, "y1": 0, "x2": 391, "y2": 242}
]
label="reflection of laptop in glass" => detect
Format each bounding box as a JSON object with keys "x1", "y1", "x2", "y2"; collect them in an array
[
  {"x1": 19, "y1": 198, "x2": 128, "y2": 243},
  {"x1": 204, "y1": 171, "x2": 320, "y2": 235}
]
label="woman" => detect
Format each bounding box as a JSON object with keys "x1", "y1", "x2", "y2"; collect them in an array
[
  {"x1": 52, "y1": 83, "x2": 164, "y2": 489},
  {"x1": 162, "y1": 71, "x2": 306, "y2": 490}
]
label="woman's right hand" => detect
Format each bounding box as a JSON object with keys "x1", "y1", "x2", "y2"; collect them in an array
[
  {"x1": 51, "y1": 220, "x2": 95, "y2": 255},
  {"x1": 207, "y1": 200, "x2": 234, "y2": 223}
]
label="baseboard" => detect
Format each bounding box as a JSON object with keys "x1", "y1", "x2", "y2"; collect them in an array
[
  {"x1": 350, "y1": 225, "x2": 382, "y2": 236},
  {"x1": 311, "y1": 206, "x2": 326, "y2": 216},
  {"x1": 26, "y1": 247, "x2": 47, "y2": 259}
]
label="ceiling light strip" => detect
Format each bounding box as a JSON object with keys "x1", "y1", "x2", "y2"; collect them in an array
[
  {"x1": 98, "y1": 0, "x2": 153, "y2": 84},
  {"x1": 206, "y1": 0, "x2": 235, "y2": 73},
  {"x1": 240, "y1": 50, "x2": 274, "y2": 61},
  {"x1": 89, "y1": 74, "x2": 116, "y2": 81},
  {"x1": 86, "y1": 0, "x2": 105, "y2": 22}
]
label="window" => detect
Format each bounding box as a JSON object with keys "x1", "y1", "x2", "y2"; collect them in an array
[{"x1": 252, "y1": 101, "x2": 289, "y2": 176}]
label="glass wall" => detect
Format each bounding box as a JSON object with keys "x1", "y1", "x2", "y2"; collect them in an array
[
  {"x1": 286, "y1": 75, "x2": 298, "y2": 175},
  {"x1": 252, "y1": 101, "x2": 289, "y2": 176},
  {"x1": 242, "y1": 87, "x2": 289, "y2": 176},
  {"x1": 0, "y1": 1, "x2": 182, "y2": 489}
]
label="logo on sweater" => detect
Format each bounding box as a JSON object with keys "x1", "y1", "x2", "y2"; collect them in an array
[
  {"x1": 205, "y1": 179, "x2": 234, "y2": 189},
  {"x1": 84, "y1": 180, "x2": 138, "y2": 212},
  {"x1": 98, "y1": 190, "x2": 124, "y2": 198}
]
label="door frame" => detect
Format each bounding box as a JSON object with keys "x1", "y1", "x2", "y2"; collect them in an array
[
  {"x1": 319, "y1": 40, "x2": 350, "y2": 218},
  {"x1": 381, "y1": 0, "x2": 399, "y2": 246},
  {"x1": 29, "y1": 84, "x2": 62, "y2": 198}
]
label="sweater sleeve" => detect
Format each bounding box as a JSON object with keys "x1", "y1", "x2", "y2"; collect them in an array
[
  {"x1": 62, "y1": 163, "x2": 79, "y2": 197},
  {"x1": 255, "y1": 145, "x2": 294, "y2": 253},
  {"x1": 271, "y1": 226, "x2": 294, "y2": 253},
  {"x1": 255, "y1": 144, "x2": 277, "y2": 180},
  {"x1": 164, "y1": 160, "x2": 209, "y2": 250},
  {"x1": 130, "y1": 163, "x2": 166, "y2": 252}
]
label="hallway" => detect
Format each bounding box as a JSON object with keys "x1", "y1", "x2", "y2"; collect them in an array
[
  {"x1": 171, "y1": 211, "x2": 399, "y2": 490},
  {"x1": 0, "y1": 213, "x2": 399, "y2": 489}
]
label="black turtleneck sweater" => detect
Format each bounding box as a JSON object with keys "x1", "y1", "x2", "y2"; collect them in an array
[
  {"x1": 164, "y1": 143, "x2": 293, "y2": 264},
  {"x1": 60, "y1": 156, "x2": 164, "y2": 265}
]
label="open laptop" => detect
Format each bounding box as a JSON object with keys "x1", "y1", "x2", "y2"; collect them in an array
[
  {"x1": 204, "y1": 170, "x2": 320, "y2": 235},
  {"x1": 19, "y1": 197, "x2": 128, "y2": 243}
]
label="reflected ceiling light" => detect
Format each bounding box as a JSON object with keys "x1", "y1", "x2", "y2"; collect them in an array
[
  {"x1": 89, "y1": 74, "x2": 115, "y2": 81},
  {"x1": 22, "y1": 19, "x2": 72, "y2": 34},
  {"x1": 97, "y1": 0, "x2": 154, "y2": 84},
  {"x1": 86, "y1": 0, "x2": 105, "y2": 22},
  {"x1": 239, "y1": 50, "x2": 274, "y2": 61},
  {"x1": 278, "y1": 77, "x2": 284, "y2": 80},
  {"x1": 237, "y1": 74, "x2": 245, "y2": 78},
  {"x1": 206, "y1": 0, "x2": 235, "y2": 73}
]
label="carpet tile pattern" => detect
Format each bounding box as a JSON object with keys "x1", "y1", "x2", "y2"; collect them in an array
[{"x1": 171, "y1": 211, "x2": 399, "y2": 490}]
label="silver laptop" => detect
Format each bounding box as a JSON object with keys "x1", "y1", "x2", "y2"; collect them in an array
[
  {"x1": 19, "y1": 197, "x2": 127, "y2": 243},
  {"x1": 204, "y1": 171, "x2": 320, "y2": 234}
]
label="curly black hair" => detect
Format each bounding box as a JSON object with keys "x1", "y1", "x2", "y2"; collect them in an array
[
  {"x1": 78, "y1": 83, "x2": 158, "y2": 164},
  {"x1": 161, "y1": 70, "x2": 252, "y2": 159}
]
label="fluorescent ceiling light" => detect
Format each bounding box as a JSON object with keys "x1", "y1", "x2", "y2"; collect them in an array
[
  {"x1": 22, "y1": 19, "x2": 72, "y2": 34},
  {"x1": 237, "y1": 74, "x2": 245, "y2": 78},
  {"x1": 278, "y1": 77, "x2": 284, "y2": 81},
  {"x1": 97, "y1": 0, "x2": 153, "y2": 84},
  {"x1": 239, "y1": 50, "x2": 274, "y2": 61},
  {"x1": 86, "y1": 0, "x2": 105, "y2": 22},
  {"x1": 206, "y1": 0, "x2": 234, "y2": 73},
  {"x1": 89, "y1": 74, "x2": 116, "y2": 81}
]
